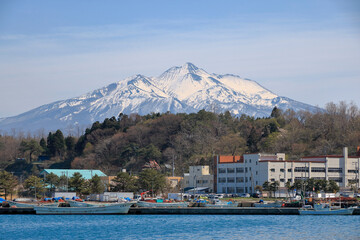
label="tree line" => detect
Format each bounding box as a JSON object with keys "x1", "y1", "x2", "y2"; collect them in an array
[
  {"x1": 0, "y1": 168, "x2": 167, "y2": 200},
  {"x1": 0, "y1": 101, "x2": 359, "y2": 177},
  {"x1": 261, "y1": 178, "x2": 340, "y2": 198}
]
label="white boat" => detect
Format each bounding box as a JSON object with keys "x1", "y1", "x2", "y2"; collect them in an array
[
  {"x1": 136, "y1": 201, "x2": 188, "y2": 208},
  {"x1": 298, "y1": 203, "x2": 354, "y2": 215},
  {"x1": 8, "y1": 200, "x2": 58, "y2": 208},
  {"x1": 68, "y1": 200, "x2": 97, "y2": 207},
  {"x1": 34, "y1": 202, "x2": 133, "y2": 215},
  {"x1": 205, "y1": 200, "x2": 239, "y2": 208}
]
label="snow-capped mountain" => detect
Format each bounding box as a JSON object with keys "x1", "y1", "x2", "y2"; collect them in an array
[{"x1": 0, "y1": 63, "x2": 319, "y2": 133}]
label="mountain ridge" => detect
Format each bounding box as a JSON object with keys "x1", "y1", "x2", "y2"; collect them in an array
[{"x1": 0, "y1": 63, "x2": 319, "y2": 134}]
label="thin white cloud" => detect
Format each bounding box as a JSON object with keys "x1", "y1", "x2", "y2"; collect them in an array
[{"x1": 0, "y1": 17, "x2": 359, "y2": 117}]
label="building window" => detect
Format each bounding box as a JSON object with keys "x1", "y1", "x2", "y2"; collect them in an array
[
  {"x1": 279, "y1": 158, "x2": 283, "y2": 160},
  {"x1": 245, "y1": 177, "x2": 248, "y2": 182},
  {"x1": 256, "y1": 171, "x2": 258, "y2": 175},
  {"x1": 311, "y1": 167, "x2": 325, "y2": 172},
  {"x1": 294, "y1": 167, "x2": 309, "y2": 172},
  {"x1": 236, "y1": 168, "x2": 244, "y2": 173},
  {"x1": 218, "y1": 168, "x2": 226, "y2": 174},
  {"x1": 249, "y1": 159, "x2": 251, "y2": 163},
  {"x1": 287, "y1": 179, "x2": 292, "y2": 182},
  {"x1": 288, "y1": 169, "x2": 292, "y2": 172},
  {"x1": 295, "y1": 177, "x2": 308, "y2": 180},
  {"x1": 270, "y1": 168, "x2": 275, "y2": 172},
  {"x1": 329, "y1": 177, "x2": 342, "y2": 183},
  {"x1": 280, "y1": 168, "x2": 285, "y2": 172},
  {"x1": 197, "y1": 180, "x2": 201, "y2": 184},
  {"x1": 280, "y1": 179, "x2": 285, "y2": 182},
  {"x1": 249, "y1": 167, "x2": 251, "y2": 171},
  {"x1": 270, "y1": 178, "x2": 275, "y2": 182},
  {"x1": 227, "y1": 177, "x2": 235, "y2": 183},
  {"x1": 256, "y1": 161, "x2": 258, "y2": 165},
  {"x1": 227, "y1": 168, "x2": 235, "y2": 173},
  {"x1": 312, "y1": 177, "x2": 325, "y2": 180},
  {"x1": 236, "y1": 177, "x2": 244, "y2": 183},
  {"x1": 245, "y1": 168, "x2": 248, "y2": 173},
  {"x1": 203, "y1": 180, "x2": 208, "y2": 184},
  {"x1": 222, "y1": 187, "x2": 226, "y2": 193},
  {"x1": 218, "y1": 178, "x2": 226, "y2": 183},
  {"x1": 348, "y1": 169, "x2": 358, "y2": 173},
  {"x1": 348, "y1": 179, "x2": 357, "y2": 184},
  {"x1": 227, "y1": 187, "x2": 235, "y2": 193},
  {"x1": 328, "y1": 168, "x2": 342, "y2": 173},
  {"x1": 236, "y1": 188, "x2": 244, "y2": 193}
]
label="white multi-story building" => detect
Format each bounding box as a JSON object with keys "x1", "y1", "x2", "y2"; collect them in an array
[
  {"x1": 183, "y1": 166, "x2": 214, "y2": 193},
  {"x1": 215, "y1": 147, "x2": 360, "y2": 194}
]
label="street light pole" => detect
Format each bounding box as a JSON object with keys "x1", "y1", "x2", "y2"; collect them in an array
[
  {"x1": 279, "y1": 174, "x2": 281, "y2": 198},
  {"x1": 34, "y1": 178, "x2": 37, "y2": 200}
]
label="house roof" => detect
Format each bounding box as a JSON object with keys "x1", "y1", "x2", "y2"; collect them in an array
[
  {"x1": 218, "y1": 156, "x2": 243, "y2": 163},
  {"x1": 41, "y1": 169, "x2": 107, "y2": 180}
]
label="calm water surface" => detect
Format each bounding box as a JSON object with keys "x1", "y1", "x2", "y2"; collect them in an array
[{"x1": 1, "y1": 215, "x2": 359, "y2": 240}]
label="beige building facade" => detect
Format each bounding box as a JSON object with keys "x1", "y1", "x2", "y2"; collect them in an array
[
  {"x1": 183, "y1": 166, "x2": 214, "y2": 193},
  {"x1": 215, "y1": 147, "x2": 359, "y2": 194}
]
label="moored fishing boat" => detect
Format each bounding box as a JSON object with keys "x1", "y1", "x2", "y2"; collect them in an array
[
  {"x1": 8, "y1": 200, "x2": 58, "y2": 208},
  {"x1": 34, "y1": 202, "x2": 133, "y2": 215},
  {"x1": 298, "y1": 203, "x2": 354, "y2": 215},
  {"x1": 205, "y1": 200, "x2": 239, "y2": 208},
  {"x1": 68, "y1": 200, "x2": 97, "y2": 207}
]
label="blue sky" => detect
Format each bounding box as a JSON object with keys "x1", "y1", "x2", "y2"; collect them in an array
[{"x1": 0, "y1": 0, "x2": 359, "y2": 117}]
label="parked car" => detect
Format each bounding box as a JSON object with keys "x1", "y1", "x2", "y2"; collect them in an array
[
  {"x1": 240, "y1": 193, "x2": 250, "y2": 197},
  {"x1": 216, "y1": 194, "x2": 224, "y2": 199},
  {"x1": 251, "y1": 193, "x2": 260, "y2": 198}
]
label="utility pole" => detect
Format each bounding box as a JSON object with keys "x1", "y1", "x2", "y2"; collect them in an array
[
  {"x1": 66, "y1": 171, "x2": 69, "y2": 192},
  {"x1": 34, "y1": 177, "x2": 37, "y2": 200},
  {"x1": 172, "y1": 154, "x2": 175, "y2": 177},
  {"x1": 353, "y1": 162, "x2": 359, "y2": 191}
]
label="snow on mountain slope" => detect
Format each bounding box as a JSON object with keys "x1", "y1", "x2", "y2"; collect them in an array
[
  {"x1": 0, "y1": 63, "x2": 319, "y2": 133},
  {"x1": 157, "y1": 63, "x2": 221, "y2": 100},
  {"x1": 216, "y1": 74, "x2": 277, "y2": 100}
]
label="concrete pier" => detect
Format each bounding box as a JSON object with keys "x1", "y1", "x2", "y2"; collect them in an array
[
  {"x1": 0, "y1": 207, "x2": 35, "y2": 214},
  {"x1": 1, "y1": 207, "x2": 359, "y2": 215},
  {"x1": 129, "y1": 207, "x2": 300, "y2": 215}
]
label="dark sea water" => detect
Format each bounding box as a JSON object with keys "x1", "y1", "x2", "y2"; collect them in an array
[{"x1": 1, "y1": 215, "x2": 359, "y2": 240}]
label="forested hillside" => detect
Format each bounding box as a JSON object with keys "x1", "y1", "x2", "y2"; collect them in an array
[{"x1": 1, "y1": 102, "x2": 359, "y2": 177}]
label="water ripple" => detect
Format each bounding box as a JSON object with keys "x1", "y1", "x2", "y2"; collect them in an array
[{"x1": 0, "y1": 215, "x2": 359, "y2": 240}]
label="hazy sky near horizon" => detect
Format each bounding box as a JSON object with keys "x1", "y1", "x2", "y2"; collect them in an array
[{"x1": 0, "y1": 0, "x2": 359, "y2": 118}]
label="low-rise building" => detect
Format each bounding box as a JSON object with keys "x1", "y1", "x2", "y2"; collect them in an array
[
  {"x1": 40, "y1": 169, "x2": 108, "y2": 191},
  {"x1": 183, "y1": 166, "x2": 214, "y2": 193},
  {"x1": 40, "y1": 169, "x2": 107, "y2": 180},
  {"x1": 215, "y1": 147, "x2": 360, "y2": 194},
  {"x1": 166, "y1": 176, "x2": 183, "y2": 189}
]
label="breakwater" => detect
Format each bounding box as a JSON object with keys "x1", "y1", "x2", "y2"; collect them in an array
[
  {"x1": 129, "y1": 207, "x2": 299, "y2": 215},
  {"x1": 2, "y1": 207, "x2": 360, "y2": 215}
]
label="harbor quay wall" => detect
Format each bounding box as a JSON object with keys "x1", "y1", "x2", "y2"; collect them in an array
[
  {"x1": 1, "y1": 207, "x2": 359, "y2": 215},
  {"x1": 128, "y1": 207, "x2": 300, "y2": 215},
  {"x1": 0, "y1": 207, "x2": 35, "y2": 214}
]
